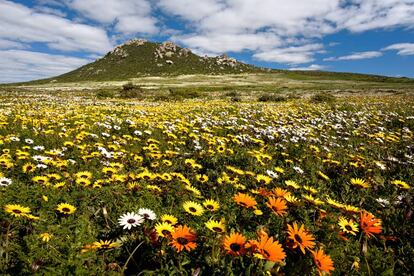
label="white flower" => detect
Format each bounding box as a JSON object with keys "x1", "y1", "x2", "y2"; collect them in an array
[
  {"x1": 10, "y1": 136, "x2": 20, "y2": 142},
  {"x1": 0, "y1": 177, "x2": 12, "y2": 187},
  {"x1": 133, "y1": 130, "x2": 142, "y2": 136},
  {"x1": 138, "y1": 208, "x2": 157, "y2": 220},
  {"x1": 33, "y1": 146, "x2": 45, "y2": 151},
  {"x1": 25, "y1": 139, "x2": 34, "y2": 144},
  {"x1": 118, "y1": 212, "x2": 144, "y2": 230},
  {"x1": 266, "y1": 170, "x2": 279, "y2": 179}
]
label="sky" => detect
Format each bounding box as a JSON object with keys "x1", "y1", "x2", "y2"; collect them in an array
[{"x1": 1, "y1": 0, "x2": 414, "y2": 83}]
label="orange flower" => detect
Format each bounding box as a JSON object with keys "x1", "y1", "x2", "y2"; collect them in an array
[
  {"x1": 233, "y1": 193, "x2": 257, "y2": 209},
  {"x1": 273, "y1": 187, "x2": 289, "y2": 198},
  {"x1": 312, "y1": 248, "x2": 334, "y2": 275},
  {"x1": 223, "y1": 232, "x2": 246, "y2": 256},
  {"x1": 266, "y1": 197, "x2": 288, "y2": 216},
  {"x1": 287, "y1": 222, "x2": 315, "y2": 254},
  {"x1": 360, "y1": 211, "x2": 382, "y2": 238},
  {"x1": 170, "y1": 225, "x2": 197, "y2": 252},
  {"x1": 256, "y1": 232, "x2": 286, "y2": 263}
]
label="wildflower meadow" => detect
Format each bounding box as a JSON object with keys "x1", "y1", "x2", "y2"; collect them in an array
[{"x1": 0, "y1": 94, "x2": 413, "y2": 275}]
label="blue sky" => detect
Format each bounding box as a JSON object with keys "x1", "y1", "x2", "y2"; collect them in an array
[{"x1": 1, "y1": 0, "x2": 414, "y2": 83}]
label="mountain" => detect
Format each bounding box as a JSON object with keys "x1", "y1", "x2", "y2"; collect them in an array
[{"x1": 41, "y1": 39, "x2": 262, "y2": 83}]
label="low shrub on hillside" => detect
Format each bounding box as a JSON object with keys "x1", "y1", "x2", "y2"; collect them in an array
[
  {"x1": 119, "y1": 82, "x2": 144, "y2": 99},
  {"x1": 311, "y1": 92, "x2": 336, "y2": 103},
  {"x1": 257, "y1": 94, "x2": 287, "y2": 102}
]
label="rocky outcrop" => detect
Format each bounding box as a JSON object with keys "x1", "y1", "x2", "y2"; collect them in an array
[{"x1": 154, "y1": 41, "x2": 192, "y2": 60}]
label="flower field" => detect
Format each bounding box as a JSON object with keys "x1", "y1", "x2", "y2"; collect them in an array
[{"x1": 0, "y1": 94, "x2": 413, "y2": 275}]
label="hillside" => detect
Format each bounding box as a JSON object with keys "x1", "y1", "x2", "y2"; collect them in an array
[{"x1": 34, "y1": 39, "x2": 261, "y2": 83}]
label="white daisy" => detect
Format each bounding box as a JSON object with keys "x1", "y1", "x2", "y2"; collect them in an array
[
  {"x1": 0, "y1": 177, "x2": 12, "y2": 187},
  {"x1": 138, "y1": 208, "x2": 157, "y2": 220},
  {"x1": 118, "y1": 212, "x2": 144, "y2": 230}
]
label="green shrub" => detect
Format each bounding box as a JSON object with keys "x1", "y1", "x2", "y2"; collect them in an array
[
  {"x1": 257, "y1": 94, "x2": 287, "y2": 102},
  {"x1": 169, "y1": 88, "x2": 201, "y2": 99},
  {"x1": 95, "y1": 89, "x2": 115, "y2": 98},
  {"x1": 119, "y1": 82, "x2": 144, "y2": 99},
  {"x1": 311, "y1": 92, "x2": 336, "y2": 103}
]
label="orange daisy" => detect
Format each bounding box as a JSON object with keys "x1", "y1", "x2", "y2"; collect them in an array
[
  {"x1": 223, "y1": 232, "x2": 246, "y2": 256},
  {"x1": 266, "y1": 197, "x2": 288, "y2": 216},
  {"x1": 256, "y1": 231, "x2": 286, "y2": 263},
  {"x1": 287, "y1": 222, "x2": 315, "y2": 254},
  {"x1": 170, "y1": 225, "x2": 197, "y2": 252},
  {"x1": 233, "y1": 193, "x2": 257, "y2": 209},
  {"x1": 273, "y1": 187, "x2": 289, "y2": 198},
  {"x1": 360, "y1": 211, "x2": 382, "y2": 238},
  {"x1": 312, "y1": 248, "x2": 334, "y2": 275}
]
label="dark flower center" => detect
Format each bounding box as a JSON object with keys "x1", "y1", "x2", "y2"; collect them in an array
[
  {"x1": 262, "y1": 249, "x2": 270, "y2": 258},
  {"x1": 239, "y1": 202, "x2": 247, "y2": 207},
  {"x1": 212, "y1": 227, "x2": 223, "y2": 232},
  {"x1": 206, "y1": 205, "x2": 214, "y2": 210},
  {"x1": 13, "y1": 209, "x2": 22, "y2": 214},
  {"x1": 189, "y1": 207, "x2": 197, "y2": 212},
  {"x1": 230, "y1": 243, "x2": 241, "y2": 252},
  {"x1": 62, "y1": 208, "x2": 70, "y2": 212},
  {"x1": 127, "y1": 219, "x2": 136, "y2": 224},
  {"x1": 143, "y1": 214, "x2": 149, "y2": 219},
  {"x1": 345, "y1": 225, "x2": 352, "y2": 231},
  {"x1": 162, "y1": 230, "x2": 171, "y2": 236},
  {"x1": 177, "y1": 237, "x2": 188, "y2": 245},
  {"x1": 294, "y1": 234, "x2": 303, "y2": 243},
  {"x1": 100, "y1": 244, "x2": 110, "y2": 248}
]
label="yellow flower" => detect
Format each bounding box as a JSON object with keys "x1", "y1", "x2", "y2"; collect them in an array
[
  {"x1": 93, "y1": 240, "x2": 120, "y2": 250},
  {"x1": 254, "y1": 209, "x2": 263, "y2": 216},
  {"x1": 391, "y1": 180, "x2": 410, "y2": 190},
  {"x1": 205, "y1": 219, "x2": 226, "y2": 233},
  {"x1": 40, "y1": 233, "x2": 52, "y2": 242},
  {"x1": 183, "y1": 201, "x2": 204, "y2": 216},
  {"x1": 56, "y1": 203, "x2": 76, "y2": 215},
  {"x1": 285, "y1": 180, "x2": 300, "y2": 189},
  {"x1": 4, "y1": 204, "x2": 31, "y2": 217},
  {"x1": 42, "y1": 195, "x2": 48, "y2": 202},
  {"x1": 338, "y1": 217, "x2": 359, "y2": 236},
  {"x1": 203, "y1": 199, "x2": 220, "y2": 211},
  {"x1": 350, "y1": 178, "x2": 369, "y2": 189},
  {"x1": 155, "y1": 222, "x2": 174, "y2": 238},
  {"x1": 161, "y1": 214, "x2": 178, "y2": 225}
]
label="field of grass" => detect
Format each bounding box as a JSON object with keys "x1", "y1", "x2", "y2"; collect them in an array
[{"x1": 0, "y1": 88, "x2": 414, "y2": 275}]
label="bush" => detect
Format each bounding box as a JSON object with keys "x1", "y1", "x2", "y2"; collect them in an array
[
  {"x1": 225, "y1": 91, "x2": 239, "y2": 97},
  {"x1": 95, "y1": 89, "x2": 115, "y2": 98},
  {"x1": 169, "y1": 88, "x2": 201, "y2": 99},
  {"x1": 257, "y1": 94, "x2": 287, "y2": 102},
  {"x1": 311, "y1": 92, "x2": 336, "y2": 103},
  {"x1": 119, "y1": 82, "x2": 144, "y2": 99}
]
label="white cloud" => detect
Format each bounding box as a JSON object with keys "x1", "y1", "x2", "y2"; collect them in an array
[
  {"x1": 66, "y1": 0, "x2": 159, "y2": 35},
  {"x1": 0, "y1": 0, "x2": 112, "y2": 53},
  {"x1": 160, "y1": 0, "x2": 414, "y2": 64},
  {"x1": 174, "y1": 33, "x2": 282, "y2": 55},
  {"x1": 0, "y1": 39, "x2": 26, "y2": 50},
  {"x1": 289, "y1": 64, "x2": 326, "y2": 71},
  {"x1": 383, "y1": 43, "x2": 414, "y2": 55},
  {"x1": 253, "y1": 44, "x2": 324, "y2": 64},
  {"x1": 324, "y1": 51, "x2": 383, "y2": 61},
  {"x1": 0, "y1": 49, "x2": 90, "y2": 83}
]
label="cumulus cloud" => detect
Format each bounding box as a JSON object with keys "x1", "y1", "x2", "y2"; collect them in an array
[
  {"x1": 160, "y1": 0, "x2": 414, "y2": 64},
  {"x1": 66, "y1": 0, "x2": 159, "y2": 35},
  {"x1": 253, "y1": 44, "x2": 324, "y2": 64},
  {"x1": 324, "y1": 51, "x2": 383, "y2": 61},
  {"x1": 383, "y1": 43, "x2": 414, "y2": 55},
  {"x1": 0, "y1": 49, "x2": 90, "y2": 83},
  {"x1": 0, "y1": 0, "x2": 112, "y2": 53},
  {"x1": 289, "y1": 64, "x2": 326, "y2": 71}
]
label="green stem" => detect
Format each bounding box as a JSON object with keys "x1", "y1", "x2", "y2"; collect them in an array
[{"x1": 121, "y1": 241, "x2": 144, "y2": 273}]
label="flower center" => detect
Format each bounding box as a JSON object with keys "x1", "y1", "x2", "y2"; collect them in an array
[
  {"x1": 62, "y1": 208, "x2": 70, "y2": 212},
  {"x1": 127, "y1": 219, "x2": 136, "y2": 224},
  {"x1": 177, "y1": 237, "x2": 188, "y2": 245},
  {"x1": 206, "y1": 205, "x2": 214, "y2": 210},
  {"x1": 230, "y1": 243, "x2": 241, "y2": 252},
  {"x1": 189, "y1": 207, "x2": 197, "y2": 212},
  {"x1": 212, "y1": 227, "x2": 223, "y2": 232},
  {"x1": 345, "y1": 225, "x2": 352, "y2": 231},
  {"x1": 262, "y1": 249, "x2": 270, "y2": 258},
  {"x1": 162, "y1": 230, "x2": 171, "y2": 236},
  {"x1": 294, "y1": 234, "x2": 303, "y2": 243},
  {"x1": 13, "y1": 209, "x2": 22, "y2": 214}
]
